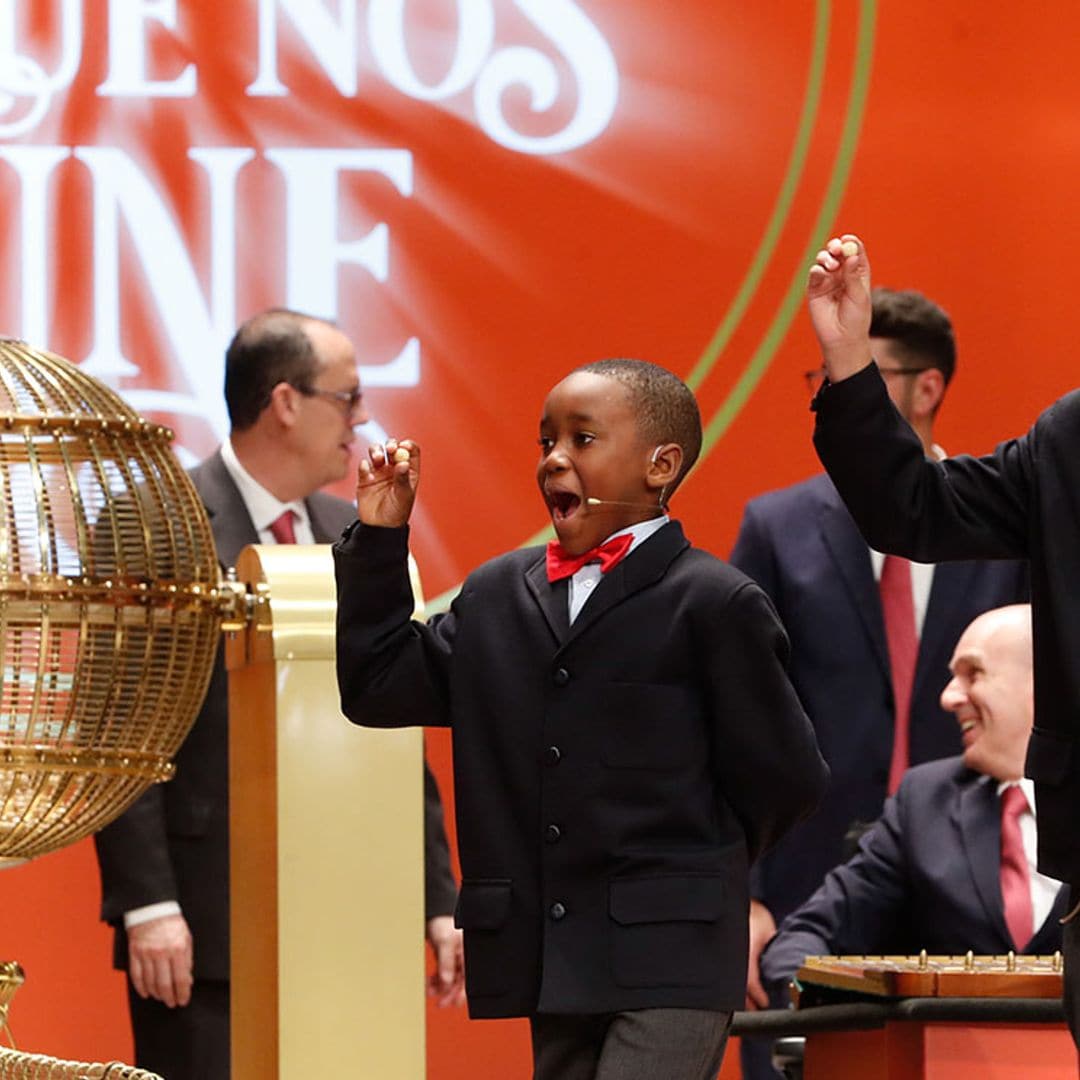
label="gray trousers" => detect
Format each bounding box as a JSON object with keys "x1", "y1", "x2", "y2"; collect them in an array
[{"x1": 530, "y1": 1008, "x2": 732, "y2": 1080}]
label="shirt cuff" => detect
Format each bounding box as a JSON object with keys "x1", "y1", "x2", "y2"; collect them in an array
[{"x1": 124, "y1": 901, "x2": 182, "y2": 929}]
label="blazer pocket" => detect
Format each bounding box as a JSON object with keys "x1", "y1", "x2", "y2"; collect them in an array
[
  {"x1": 454, "y1": 879, "x2": 512, "y2": 930},
  {"x1": 610, "y1": 874, "x2": 727, "y2": 988},
  {"x1": 1025, "y1": 726, "x2": 1074, "y2": 785},
  {"x1": 455, "y1": 879, "x2": 513, "y2": 998},
  {"x1": 599, "y1": 684, "x2": 701, "y2": 770}
]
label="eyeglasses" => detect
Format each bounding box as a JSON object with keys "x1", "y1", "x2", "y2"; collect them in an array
[
  {"x1": 299, "y1": 386, "x2": 365, "y2": 414},
  {"x1": 803, "y1": 364, "x2": 933, "y2": 394}
]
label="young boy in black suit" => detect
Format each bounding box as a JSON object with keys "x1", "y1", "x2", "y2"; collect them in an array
[{"x1": 333, "y1": 359, "x2": 828, "y2": 1079}]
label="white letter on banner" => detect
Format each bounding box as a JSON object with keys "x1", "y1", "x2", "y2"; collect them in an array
[
  {"x1": 367, "y1": 0, "x2": 493, "y2": 101},
  {"x1": 266, "y1": 147, "x2": 419, "y2": 387},
  {"x1": 97, "y1": 0, "x2": 196, "y2": 97},
  {"x1": 0, "y1": 146, "x2": 70, "y2": 347},
  {"x1": 247, "y1": 0, "x2": 357, "y2": 97},
  {"x1": 474, "y1": 0, "x2": 618, "y2": 155},
  {"x1": 75, "y1": 146, "x2": 253, "y2": 434}
]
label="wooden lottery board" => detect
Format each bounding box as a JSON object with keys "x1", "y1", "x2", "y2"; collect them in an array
[{"x1": 795, "y1": 953, "x2": 1064, "y2": 1000}]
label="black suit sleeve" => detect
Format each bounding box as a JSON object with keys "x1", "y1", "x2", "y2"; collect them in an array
[
  {"x1": 423, "y1": 756, "x2": 457, "y2": 919},
  {"x1": 814, "y1": 365, "x2": 1033, "y2": 561},
  {"x1": 334, "y1": 522, "x2": 454, "y2": 730},
  {"x1": 759, "y1": 784, "x2": 911, "y2": 1004},
  {"x1": 698, "y1": 580, "x2": 829, "y2": 864},
  {"x1": 94, "y1": 783, "x2": 178, "y2": 923},
  {"x1": 728, "y1": 504, "x2": 782, "y2": 901}
]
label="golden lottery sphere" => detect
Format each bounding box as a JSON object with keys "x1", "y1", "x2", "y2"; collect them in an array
[{"x1": 0, "y1": 339, "x2": 220, "y2": 861}]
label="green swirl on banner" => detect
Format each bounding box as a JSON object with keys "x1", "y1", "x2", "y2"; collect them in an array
[
  {"x1": 684, "y1": 0, "x2": 831, "y2": 394},
  {"x1": 698, "y1": 0, "x2": 876, "y2": 458},
  {"x1": 425, "y1": 0, "x2": 875, "y2": 615}
]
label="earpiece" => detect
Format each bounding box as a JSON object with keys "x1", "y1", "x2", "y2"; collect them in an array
[{"x1": 650, "y1": 445, "x2": 662, "y2": 465}]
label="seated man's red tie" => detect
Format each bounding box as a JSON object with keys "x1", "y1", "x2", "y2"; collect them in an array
[{"x1": 1000, "y1": 785, "x2": 1034, "y2": 951}]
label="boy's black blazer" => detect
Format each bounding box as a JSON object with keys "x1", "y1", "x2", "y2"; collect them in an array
[
  {"x1": 335, "y1": 518, "x2": 828, "y2": 1018},
  {"x1": 814, "y1": 365, "x2": 1080, "y2": 883}
]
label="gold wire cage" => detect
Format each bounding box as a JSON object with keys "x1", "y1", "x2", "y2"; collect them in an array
[
  {"x1": 0, "y1": 1044, "x2": 162, "y2": 1079},
  {"x1": 0, "y1": 339, "x2": 221, "y2": 861}
]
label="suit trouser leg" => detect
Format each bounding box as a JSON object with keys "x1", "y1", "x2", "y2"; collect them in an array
[
  {"x1": 127, "y1": 976, "x2": 230, "y2": 1080},
  {"x1": 531, "y1": 1008, "x2": 732, "y2": 1080},
  {"x1": 740, "y1": 1032, "x2": 784, "y2": 1080},
  {"x1": 531, "y1": 1013, "x2": 610, "y2": 1080}
]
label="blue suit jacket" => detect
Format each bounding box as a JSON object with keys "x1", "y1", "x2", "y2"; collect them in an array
[
  {"x1": 760, "y1": 756, "x2": 1067, "y2": 1004},
  {"x1": 730, "y1": 473, "x2": 1028, "y2": 922}
]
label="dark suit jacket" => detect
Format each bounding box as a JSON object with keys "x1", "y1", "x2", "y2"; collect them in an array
[
  {"x1": 334, "y1": 519, "x2": 828, "y2": 1018},
  {"x1": 814, "y1": 364, "x2": 1080, "y2": 883},
  {"x1": 760, "y1": 756, "x2": 1066, "y2": 1004},
  {"x1": 94, "y1": 450, "x2": 457, "y2": 981},
  {"x1": 730, "y1": 473, "x2": 1028, "y2": 922}
]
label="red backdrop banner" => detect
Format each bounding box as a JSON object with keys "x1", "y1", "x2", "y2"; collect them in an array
[{"x1": 0, "y1": 2, "x2": 1075, "y2": 1076}]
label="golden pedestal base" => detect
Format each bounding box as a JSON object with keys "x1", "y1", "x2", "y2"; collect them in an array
[{"x1": 227, "y1": 544, "x2": 425, "y2": 1080}]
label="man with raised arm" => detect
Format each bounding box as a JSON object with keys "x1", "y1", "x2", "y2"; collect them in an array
[{"x1": 807, "y1": 235, "x2": 1080, "y2": 1049}]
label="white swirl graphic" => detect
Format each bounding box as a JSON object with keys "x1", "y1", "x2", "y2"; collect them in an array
[{"x1": 0, "y1": 0, "x2": 82, "y2": 138}]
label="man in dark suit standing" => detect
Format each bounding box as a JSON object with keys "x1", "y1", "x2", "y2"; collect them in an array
[
  {"x1": 94, "y1": 309, "x2": 462, "y2": 1080},
  {"x1": 761, "y1": 604, "x2": 1064, "y2": 1001},
  {"x1": 730, "y1": 289, "x2": 1027, "y2": 1060},
  {"x1": 808, "y1": 233, "x2": 1080, "y2": 1052}
]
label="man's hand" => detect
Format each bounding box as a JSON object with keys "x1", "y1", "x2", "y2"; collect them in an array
[
  {"x1": 426, "y1": 914, "x2": 465, "y2": 1008},
  {"x1": 807, "y1": 234, "x2": 875, "y2": 382},
  {"x1": 745, "y1": 899, "x2": 777, "y2": 1010},
  {"x1": 355, "y1": 438, "x2": 420, "y2": 528},
  {"x1": 128, "y1": 913, "x2": 193, "y2": 1009}
]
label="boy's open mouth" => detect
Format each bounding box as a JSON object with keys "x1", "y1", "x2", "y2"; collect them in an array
[{"x1": 548, "y1": 490, "x2": 581, "y2": 521}]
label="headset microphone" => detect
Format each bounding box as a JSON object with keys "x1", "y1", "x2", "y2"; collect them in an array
[{"x1": 585, "y1": 497, "x2": 665, "y2": 511}]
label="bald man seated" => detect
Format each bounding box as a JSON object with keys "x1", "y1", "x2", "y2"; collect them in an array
[{"x1": 760, "y1": 605, "x2": 1066, "y2": 1004}]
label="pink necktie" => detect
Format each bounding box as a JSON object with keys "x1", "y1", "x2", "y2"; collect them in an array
[
  {"x1": 880, "y1": 554, "x2": 917, "y2": 794},
  {"x1": 268, "y1": 509, "x2": 297, "y2": 545},
  {"x1": 1000, "y1": 785, "x2": 1034, "y2": 951}
]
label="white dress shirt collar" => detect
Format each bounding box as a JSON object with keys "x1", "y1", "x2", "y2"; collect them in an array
[{"x1": 219, "y1": 438, "x2": 313, "y2": 544}]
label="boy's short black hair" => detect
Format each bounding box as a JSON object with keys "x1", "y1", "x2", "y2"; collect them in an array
[
  {"x1": 576, "y1": 358, "x2": 702, "y2": 493},
  {"x1": 224, "y1": 308, "x2": 324, "y2": 431},
  {"x1": 870, "y1": 287, "x2": 956, "y2": 386}
]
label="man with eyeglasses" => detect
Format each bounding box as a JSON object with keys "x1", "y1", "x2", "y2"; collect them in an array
[
  {"x1": 729, "y1": 288, "x2": 1027, "y2": 1080},
  {"x1": 94, "y1": 309, "x2": 463, "y2": 1080}
]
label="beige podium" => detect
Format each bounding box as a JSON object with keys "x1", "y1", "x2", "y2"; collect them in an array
[{"x1": 226, "y1": 543, "x2": 425, "y2": 1079}]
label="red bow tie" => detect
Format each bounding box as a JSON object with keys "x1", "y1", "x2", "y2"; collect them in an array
[{"x1": 546, "y1": 533, "x2": 633, "y2": 583}]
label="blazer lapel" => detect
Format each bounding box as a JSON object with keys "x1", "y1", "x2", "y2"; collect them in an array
[
  {"x1": 524, "y1": 553, "x2": 570, "y2": 644},
  {"x1": 958, "y1": 773, "x2": 1012, "y2": 947},
  {"x1": 192, "y1": 451, "x2": 259, "y2": 570},
  {"x1": 913, "y1": 561, "x2": 974, "y2": 703},
  {"x1": 562, "y1": 520, "x2": 690, "y2": 645},
  {"x1": 306, "y1": 496, "x2": 349, "y2": 545},
  {"x1": 818, "y1": 486, "x2": 891, "y2": 679}
]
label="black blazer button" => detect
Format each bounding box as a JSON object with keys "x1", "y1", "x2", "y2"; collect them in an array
[
  {"x1": 543, "y1": 746, "x2": 562, "y2": 766},
  {"x1": 545, "y1": 824, "x2": 562, "y2": 844},
  {"x1": 549, "y1": 901, "x2": 567, "y2": 920},
  {"x1": 552, "y1": 667, "x2": 570, "y2": 687}
]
